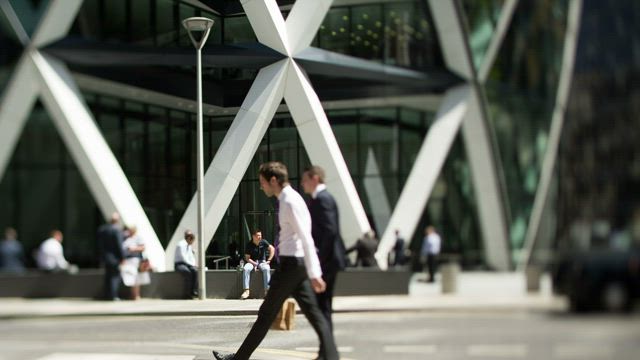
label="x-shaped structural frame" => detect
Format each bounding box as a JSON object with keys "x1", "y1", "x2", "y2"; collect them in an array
[
  {"x1": 165, "y1": 0, "x2": 372, "y2": 268},
  {"x1": 0, "y1": 0, "x2": 167, "y2": 270}
]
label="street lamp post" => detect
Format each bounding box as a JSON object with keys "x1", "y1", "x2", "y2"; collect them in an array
[{"x1": 182, "y1": 16, "x2": 214, "y2": 300}]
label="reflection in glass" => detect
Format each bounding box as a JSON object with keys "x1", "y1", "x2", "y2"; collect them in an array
[
  {"x1": 461, "y1": 0, "x2": 505, "y2": 70},
  {"x1": 484, "y1": 0, "x2": 569, "y2": 260},
  {"x1": 316, "y1": 1, "x2": 443, "y2": 71}
]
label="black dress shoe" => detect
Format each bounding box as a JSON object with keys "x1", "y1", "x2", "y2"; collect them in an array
[{"x1": 212, "y1": 350, "x2": 235, "y2": 360}]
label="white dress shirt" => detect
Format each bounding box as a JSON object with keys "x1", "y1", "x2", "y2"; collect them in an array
[
  {"x1": 421, "y1": 233, "x2": 442, "y2": 256},
  {"x1": 175, "y1": 239, "x2": 196, "y2": 266},
  {"x1": 277, "y1": 184, "x2": 323, "y2": 279},
  {"x1": 311, "y1": 183, "x2": 327, "y2": 199},
  {"x1": 36, "y1": 238, "x2": 69, "y2": 270}
]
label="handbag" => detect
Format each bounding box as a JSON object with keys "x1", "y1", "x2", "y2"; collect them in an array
[
  {"x1": 271, "y1": 298, "x2": 296, "y2": 330},
  {"x1": 139, "y1": 258, "x2": 151, "y2": 272}
]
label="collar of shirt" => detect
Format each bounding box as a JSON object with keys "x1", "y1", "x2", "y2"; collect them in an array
[
  {"x1": 277, "y1": 184, "x2": 290, "y2": 201},
  {"x1": 312, "y1": 183, "x2": 327, "y2": 199}
]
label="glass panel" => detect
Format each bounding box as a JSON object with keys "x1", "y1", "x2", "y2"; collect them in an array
[
  {"x1": 351, "y1": 5, "x2": 383, "y2": 62},
  {"x1": 0, "y1": 102, "x2": 103, "y2": 268},
  {"x1": 72, "y1": 0, "x2": 220, "y2": 47},
  {"x1": 124, "y1": 119, "x2": 145, "y2": 176},
  {"x1": 224, "y1": 16, "x2": 255, "y2": 44},
  {"x1": 131, "y1": 0, "x2": 153, "y2": 45},
  {"x1": 415, "y1": 134, "x2": 482, "y2": 267},
  {"x1": 317, "y1": 1, "x2": 444, "y2": 71},
  {"x1": 63, "y1": 165, "x2": 100, "y2": 267},
  {"x1": 317, "y1": 8, "x2": 350, "y2": 55},
  {"x1": 96, "y1": 113, "x2": 123, "y2": 163},
  {"x1": 0, "y1": 36, "x2": 20, "y2": 98},
  {"x1": 178, "y1": 4, "x2": 197, "y2": 47},
  {"x1": 7, "y1": 0, "x2": 51, "y2": 36},
  {"x1": 328, "y1": 112, "x2": 359, "y2": 176},
  {"x1": 103, "y1": 0, "x2": 127, "y2": 42},
  {"x1": 156, "y1": 0, "x2": 176, "y2": 46},
  {"x1": 268, "y1": 115, "x2": 300, "y2": 181},
  {"x1": 484, "y1": 0, "x2": 569, "y2": 260},
  {"x1": 461, "y1": 0, "x2": 506, "y2": 70}
]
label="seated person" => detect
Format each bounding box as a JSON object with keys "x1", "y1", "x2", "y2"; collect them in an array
[
  {"x1": 174, "y1": 229, "x2": 198, "y2": 299},
  {"x1": 240, "y1": 229, "x2": 274, "y2": 299},
  {"x1": 346, "y1": 230, "x2": 379, "y2": 268},
  {"x1": 36, "y1": 230, "x2": 70, "y2": 272}
]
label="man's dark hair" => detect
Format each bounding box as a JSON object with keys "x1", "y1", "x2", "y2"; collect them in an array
[
  {"x1": 252, "y1": 229, "x2": 262, "y2": 235},
  {"x1": 258, "y1": 161, "x2": 288, "y2": 186},
  {"x1": 304, "y1": 165, "x2": 325, "y2": 184}
]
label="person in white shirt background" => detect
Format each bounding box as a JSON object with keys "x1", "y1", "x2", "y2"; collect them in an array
[
  {"x1": 174, "y1": 229, "x2": 198, "y2": 299},
  {"x1": 421, "y1": 225, "x2": 442, "y2": 283},
  {"x1": 36, "y1": 229, "x2": 70, "y2": 272}
]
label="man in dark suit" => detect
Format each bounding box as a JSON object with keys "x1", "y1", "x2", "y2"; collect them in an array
[
  {"x1": 302, "y1": 165, "x2": 347, "y2": 332},
  {"x1": 97, "y1": 212, "x2": 125, "y2": 300}
]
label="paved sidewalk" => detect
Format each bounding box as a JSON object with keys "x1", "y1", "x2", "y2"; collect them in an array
[{"x1": 0, "y1": 272, "x2": 567, "y2": 319}]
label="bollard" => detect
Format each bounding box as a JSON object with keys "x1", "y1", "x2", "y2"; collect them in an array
[
  {"x1": 525, "y1": 265, "x2": 541, "y2": 293},
  {"x1": 441, "y1": 262, "x2": 460, "y2": 294}
]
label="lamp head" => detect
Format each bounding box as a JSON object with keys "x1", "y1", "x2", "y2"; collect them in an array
[{"x1": 182, "y1": 17, "x2": 215, "y2": 50}]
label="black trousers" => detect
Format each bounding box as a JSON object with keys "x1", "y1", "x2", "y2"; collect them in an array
[
  {"x1": 175, "y1": 262, "x2": 198, "y2": 298},
  {"x1": 426, "y1": 254, "x2": 438, "y2": 282},
  {"x1": 316, "y1": 270, "x2": 338, "y2": 332},
  {"x1": 104, "y1": 265, "x2": 121, "y2": 300},
  {"x1": 234, "y1": 256, "x2": 339, "y2": 360}
]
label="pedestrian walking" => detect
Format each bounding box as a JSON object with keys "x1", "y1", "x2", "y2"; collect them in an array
[
  {"x1": 302, "y1": 165, "x2": 347, "y2": 332},
  {"x1": 212, "y1": 161, "x2": 338, "y2": 360},
  {"x1": 421, "y1": 226, "x2": 441, "y2": 282}
]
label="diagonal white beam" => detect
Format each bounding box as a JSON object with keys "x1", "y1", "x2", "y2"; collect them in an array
[
  {"x1": 0, "y1": 54, "x2": 40, "y2": 180},
  {"x1": 168, "y1": 0, "x2": 370, "y2": 264},
  {"x1": 375, "y1": 86, "x2": 470, "y2": 270},
  {"x1": 30, "y1": 51, "x2": 166, "y2": 270},
  {"x1": 241, "y1": 0, "x2": 290, "y2": 55},
  {"x1": 31, "y1": 0, "x2": 83, "y2": 48},
  {"x1": 478, "y1": 0, "x2": 519, "y2": 83},
  {"x1": 428, "y1": 0, "x2": 511, "y2": 270},
  {"x1": 461, "y1": 92, "x2": 510, "y2": 270},
  {"x1": 364, "y1": 148, "x2": 392, "y2": 236},
  {"x1": 519, "y1": 0, "x2": 583, "y2": 270},
  {"x1": 427, "y1": 0, "x2": 474, "y2": 80},
  {"x1": 285, "y1": 60, "x2": 370, "y2": 246},
  {"x1": 286, "y1": 0, "x2": 333, "y2": 55},
  {"x1": 165, "y1": 59, "x2": 290, "y2": 269}
]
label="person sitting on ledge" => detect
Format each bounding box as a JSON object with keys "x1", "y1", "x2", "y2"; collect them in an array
[
  {"x1": 175, "y1": 229, "x2": 199, "y2": 299},
  {"x1": 240, "y1": 229, "x2": 274, "y2": 299}
]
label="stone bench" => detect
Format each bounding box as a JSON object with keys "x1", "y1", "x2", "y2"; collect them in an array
[{"x1": 0, "y1": 267, "x2": 412, "y2": 299}]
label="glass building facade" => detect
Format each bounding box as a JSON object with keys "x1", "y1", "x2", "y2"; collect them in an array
[{"x1": 1, "y1": 0, "x2": 637, "y2": 270}]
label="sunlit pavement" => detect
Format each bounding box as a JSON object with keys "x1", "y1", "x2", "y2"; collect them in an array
[{"x1": 0, "y1": 272, "x2": 566, "y2": 319}]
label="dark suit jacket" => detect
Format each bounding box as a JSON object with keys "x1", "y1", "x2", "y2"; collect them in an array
[
  {"x1": 346, "y1": 237, "x2": 378, "y2": 268},
  {"x1": 309, "y1": 189, "x2": 347, "y2": 274},
  {"x1": 97, "y1": 223, "x2": 124, "y2": 268}
]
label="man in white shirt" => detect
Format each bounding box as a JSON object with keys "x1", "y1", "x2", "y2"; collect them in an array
[
  {"x1": 421, "y1": 226, "x2": 442, "y2": 282},
  {"x1": 174, "y1": 229, "x2": 198, "y2": 299},
  {"x1": 36, "y1": 230, "x2": 69, "y2": 272},
  {"x1": 213, "y1": 161, "x2": 338, "y2": 360}
]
